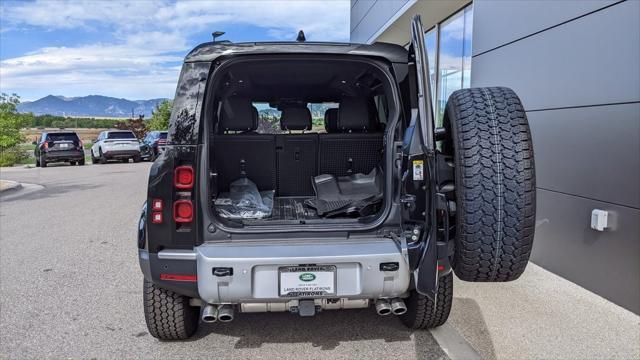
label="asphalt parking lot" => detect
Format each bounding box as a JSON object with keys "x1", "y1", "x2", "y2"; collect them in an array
[{"x1": 1, "y1": 163, "x2": 639, "y2": 359}]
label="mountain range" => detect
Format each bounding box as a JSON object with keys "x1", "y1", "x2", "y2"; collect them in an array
[{"x1": 17, "y1": 95, "x2": 170, "y2": 118}]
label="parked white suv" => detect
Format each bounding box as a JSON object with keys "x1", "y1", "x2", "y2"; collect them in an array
[{"x1": 91, "y1": 130, "x2": 141, "y2": 164}]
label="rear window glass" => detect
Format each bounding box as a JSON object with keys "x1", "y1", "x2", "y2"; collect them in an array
[
  {"x1": 159, "y1": 132, "x2": 168, "y2": 139},
  {"x1": 252, "y1": 102, "x2": 338, "y2": 134},
  {"x1": 107, "y1": 132, "x2": 136, "y2": 139},
  {"x1": 46, "y1": 133, "x2": 79, "y2": 142}
]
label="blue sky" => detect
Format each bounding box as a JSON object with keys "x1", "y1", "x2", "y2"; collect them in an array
[{"x1": 0, "y1": 0, "x2": 350, "y2": 101}]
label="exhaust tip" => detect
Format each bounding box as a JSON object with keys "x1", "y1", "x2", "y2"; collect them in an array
[
  {"x1": 201, "y1": 304, "x2": 218, "y2": 323},
  {"x1": 378, "y1": 308, "x2": 392, "y2": 315},
  {"x1": 375, "y1": 299, "x2": 392, "y2": 316},
  {"x1": 218, "y1": 314, "x2": 233, "y2": 322},
  {"x1": 217, "y1": 304, "x2": 235, "y2": 323},
  {"x1": 390, "y1": 298, "x2": 407, "y2": 315}
]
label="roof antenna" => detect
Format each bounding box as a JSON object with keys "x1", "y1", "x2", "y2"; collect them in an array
[
  {"x1": 296, "y1": 30, "x2": 306, "y2": 42},
  {"x1": 212, "y1": 31, "x2": 225, "y2": 42}
]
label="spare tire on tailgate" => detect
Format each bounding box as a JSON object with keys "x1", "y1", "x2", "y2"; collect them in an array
[{"x1": 443, "y1": 87, "x2": 536, "y2": 282}]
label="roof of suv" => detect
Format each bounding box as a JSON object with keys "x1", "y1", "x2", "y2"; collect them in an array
[{"x1": 185, "y1": 41, "x2": 408, "y2": 63}]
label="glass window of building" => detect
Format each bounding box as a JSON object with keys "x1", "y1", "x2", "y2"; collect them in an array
[{"x1": 423, "y1": 4, "x2": 473, "y2": 124}]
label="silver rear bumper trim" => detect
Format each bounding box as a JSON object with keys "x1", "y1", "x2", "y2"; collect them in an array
[{"x1": 157, "y1": 249, "x2": 197, "y2": 260}]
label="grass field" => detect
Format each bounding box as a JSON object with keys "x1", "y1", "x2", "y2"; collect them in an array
[{"x1": 22, "y1": 128, "x2": 109, "y2": 143}]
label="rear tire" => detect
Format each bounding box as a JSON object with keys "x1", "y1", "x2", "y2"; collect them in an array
[
  {"x1": 99, "y1": 149, "x2": 107, "y2": 164},
  {"x1": 121, "y1": 158, "x2": 129, "y2": 163},
  {"x1": 143, "y1": 279, "x2": 199, "y2": 340},
  {"x1": 70, "y1": 161, "x2": 77, "y2": 166},
  {"x1": 78, "y1": 158, "x2": 85, "y2": 166},
  {"x1": 399, "y1": 273, "x2": 453, "y2": 329},
  {"x1": 444, "y1": 87, "x2": 536, "y2": 282},
  {"x1": 133, "y1": 155, "x2": 141, "y2": 163}
]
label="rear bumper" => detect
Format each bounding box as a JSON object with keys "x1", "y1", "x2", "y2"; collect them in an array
[
  {"x1": 188, "y1": 239, "x2": 410, "y2": 304},
  {"x1": 103, "y1": 149, "x2": 140, "y2": 158},
  {"x1": 43, "y1": 150, "x2": 84, "y2": 161}
]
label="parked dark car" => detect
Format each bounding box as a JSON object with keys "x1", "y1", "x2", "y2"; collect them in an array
[
  {"x1": 138, "y1": 16, "x2": 536, "y2": 340},
  {"x1": 140, "y1": 131, "x2": 167, "y2": 161},
  {"x1": 34, "y1": 131, "x2": 85, "y2": 167}
]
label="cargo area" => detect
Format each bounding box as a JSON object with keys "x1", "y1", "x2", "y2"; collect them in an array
[{"x1": 205, "y1": 57, "x2": 395, "y2": 227}]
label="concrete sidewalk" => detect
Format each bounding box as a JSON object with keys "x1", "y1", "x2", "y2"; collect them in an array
[
  {"x1": 450, "y1": 263, "x2": 640, "y2": 360},
  {"x1": 0, "y1": 179, "x2": 21, "y2": 193}
]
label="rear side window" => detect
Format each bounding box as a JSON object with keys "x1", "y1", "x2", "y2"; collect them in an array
[
  {"x1": 159, "y1": 132, "x2": 168, "y2": 139},
  {"x1": 46, "y1": 133, "x2": 79, "y2": 142},
  {"x1": 107, "y1": 132, "x2": 136, "y2": 139}
]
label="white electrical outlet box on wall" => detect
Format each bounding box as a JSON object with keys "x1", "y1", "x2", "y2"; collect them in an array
[{"x1": 591, "y1": 209, "x2": 609, "y2": 231}]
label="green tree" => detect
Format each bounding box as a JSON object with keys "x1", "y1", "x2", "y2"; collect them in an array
[
  {"x1": 0, "y1": 93, "x2": 31, "y2": 166},
  {"x1": 147, "y1": 100, "x2": 172, "y2": 131}
]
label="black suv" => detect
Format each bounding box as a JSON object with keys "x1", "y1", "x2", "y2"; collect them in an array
[
  {"x1": 34, "y1": 131, "x2": 85, "y2": 167},
  {"x1": 138, "y1": 17, "x2": 536, "y2": 340},
  {"x1": 140, "y1": 131, "x2": 167, "y2": 161}
]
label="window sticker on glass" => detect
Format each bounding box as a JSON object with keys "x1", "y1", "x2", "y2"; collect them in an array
[{"x1": 413, "y1": 160, "x2": 424, "y2": 181}]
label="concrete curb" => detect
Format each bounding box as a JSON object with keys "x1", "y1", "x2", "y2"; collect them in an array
[{"x1": 0, "y1": 180, "x2": 22, "y2": 193}]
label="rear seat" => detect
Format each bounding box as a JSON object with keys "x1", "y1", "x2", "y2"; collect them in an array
[
  {"x1": 212, "y1": 97, "x2": 383, "y2": 196},
  {"x1": 212, "y1": 98, "x2": 276, "y2": 192},
  {"x1": 276, "y1": 107, "x2": 317, "y2": 196},
  {"x1": 318, "y1": 98, "x2": 383, "y2": 177}
]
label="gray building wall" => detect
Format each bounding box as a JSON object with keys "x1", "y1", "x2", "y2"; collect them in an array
[{"x1": 470, "y1": 0, "x2": 639, "y2": 314}]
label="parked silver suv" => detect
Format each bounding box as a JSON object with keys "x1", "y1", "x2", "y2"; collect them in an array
[{"x1": 90, "y1": 130, "x2": 141, "y2": 164}]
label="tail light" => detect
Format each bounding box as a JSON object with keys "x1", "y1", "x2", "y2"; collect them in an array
[
  {"x1": 151, "y1": 212, "x2": 163, "y2": 224},
  {"x1": 78, "y1": 140, "x2": 83, "y2": 149},
  {"x1": 174, "y1": 166, "x2": 194, "y2": 189},
  {"x1": 173, "y1": 200, "x2": 193, "y2": 223},
  {"x1": 151, "y1": 198, "x2": 164, "y2": 211},
  {"x1": 43, "y1": 142, "x2": 49, "y2": 150}
]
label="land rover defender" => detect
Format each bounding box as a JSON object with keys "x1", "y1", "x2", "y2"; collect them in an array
[{"x1": 138, "y1": 17, "x2": 536, "y2": 340}]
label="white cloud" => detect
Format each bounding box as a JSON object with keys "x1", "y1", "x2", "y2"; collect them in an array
[{"x1": 0, "y1": 0, "x2": 350, "y2": 99}]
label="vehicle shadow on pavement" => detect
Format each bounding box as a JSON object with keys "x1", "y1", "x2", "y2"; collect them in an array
[
  {"x1": 449, "y1": 297, "x2": 497, "y2": 360},
  {"x1": 196, "y1": 308, "x2": 447, "y2": 357},
  {"x1": 0, "y1": 182, "x2": 103, "y2": 203}
]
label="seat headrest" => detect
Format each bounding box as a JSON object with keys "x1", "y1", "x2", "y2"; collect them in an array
[
  {"x1": 338, "y1": 97, "x2": 375, "y2": 132},
  {"x1": 219, "y1": 97, "x2": 255, "y2": 132},
  {"x1": 280, "y1": 107, "x2": 312, "y2": 131},
  {"x1": 252, "y1": 106, "x2": 259, "y2": 129},
  {"x1": 324, "y1": 108, "x2": 339, "y2": 133}
]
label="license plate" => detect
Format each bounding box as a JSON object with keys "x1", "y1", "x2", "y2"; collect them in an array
[
  {"x1": 59, "y1": 143, "x2": 69, "y2": 149},
  {"x1": 279, "y1": 265, "x2": 336, "y2": 297}
]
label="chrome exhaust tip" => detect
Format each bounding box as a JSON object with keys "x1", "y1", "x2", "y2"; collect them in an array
[
  {"x1": 390, "y1": 298, "x2": 407, "y2": 315},
  {"x1": 202, "y1": 304, "x2": 218, "y2": 323},
  {"x1": 375, "y1": 299, "x2": 392, "y2": 316},
  {"x1": 217, "y1": 304, "x2": 235, "y2": 322}
]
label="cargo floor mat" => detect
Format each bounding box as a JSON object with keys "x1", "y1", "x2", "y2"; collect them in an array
[{"x1": 306, "y1": 167, "x2": 383, "y2": 217}]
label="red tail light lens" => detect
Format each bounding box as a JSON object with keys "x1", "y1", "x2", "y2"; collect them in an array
[
  {"x1": 43, "y1": 142, "x2": 49, "y2": 150},
  {"x1": 174, "y1": 166, "x2": 194, "y2": 189},
  {"x1": 173, "y1": 200, "x2": 193, "y2": 223},
  {"x1": 151, "y1": 212, "x2": 163, "y2": 224},
  {"x1": 151, "y1": 198, "x2": 164, "y2": 211},
  {"x1": 78, "y1": 140, "x2": 83, "y2": 149}
]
